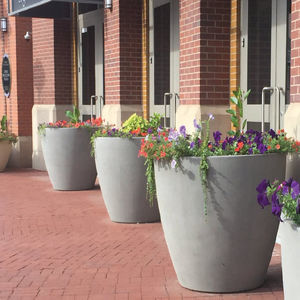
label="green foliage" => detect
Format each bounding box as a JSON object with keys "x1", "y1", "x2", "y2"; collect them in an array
[
  {"x1": 227, "y1": 88, "x2": 251, "y2": 134},
  {"x1": 65, "y1": 105, "x2": 81, "y2": 124},
  {"x1": 121, "y1": 113, "x2": 162, "y2": 133},
  {"x1": 122, "y1": 113, "x2": 148, "y2": 133},
  {"x1": 0, "y1": 115, "x2": 17, "y2": 143},
  {"x1": 266, "y1": 180, "x2": 300, "y2": 226},
  {"x1": 145, "y1": 158, "x2": 156, "y2": 206},
  {"x1": 1, "y1": 115, "x2": 7, "y2": 132}
]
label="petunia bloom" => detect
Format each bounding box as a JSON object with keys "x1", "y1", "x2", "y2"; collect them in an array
[
  {"x1": 171, "y1": 159, "x2": 176, "y2": 169},
  {"x1": 271, "y1": 192, "x2": 283, "y2": 220},
  {"x1": 193, "y1": 119, "x2": 201, "y2": 130},
  {"x1": 213, "y1": 131, "x2": 222, "y2": 144},
  {"x1": 179, "y1": 125, "x2": 186, "y2": 138}
]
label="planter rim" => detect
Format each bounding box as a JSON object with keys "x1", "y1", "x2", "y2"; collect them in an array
[
  {"x1": 95, "y1": 136, "x2": 143, "y2": 140},
  {"x1": 0, "y1": 139, "x2": 12, "y2": 143},
  {"x1": 282, "y1": 220, "x2": 300, "y2": 230},
  {"x1": 163, "y1": 153, "x2": 286, "y2": 160},
  {"x1": 44, "y1": 127, "x2": 97, "y2": 131}
]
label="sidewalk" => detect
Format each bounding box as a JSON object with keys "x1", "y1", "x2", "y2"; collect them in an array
[{"x1": 0, "y1": 169, "x2": 283, "y2": 300}]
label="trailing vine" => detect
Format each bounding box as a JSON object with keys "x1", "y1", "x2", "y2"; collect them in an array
[
  {"x1": 199, "y1": 116, "x2": 212, "y2": 216},
  {"x1": 145, "y1": 157, "x2": 156, "y2": 207}
]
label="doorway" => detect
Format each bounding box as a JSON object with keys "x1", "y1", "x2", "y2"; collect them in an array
[
  {"x1": 240, "y1": 0, "x2": 291, "y2": 131},
  {"x1": 149, "y1": 0, "x2": 179, "y2": 127},
  {"x1": 78, "y1": 9, "x2": 104, "y2": 121}
]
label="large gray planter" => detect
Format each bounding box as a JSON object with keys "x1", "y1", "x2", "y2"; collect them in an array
[
  {"x1": 94, "y1": 137, "x2": 160, "y2": 223},
  {"x1": 280, "y1": 221, "x2": 300, "y2": 300},
  {"x1": 41, "y1": 128, "x2": 97, "y2": 190},
  {"x1": 286, "y1": 152, "x2": 300, "y2": 181},
  {"x1": 154, "y1": 154, "x2": 286, "y2": 292}
]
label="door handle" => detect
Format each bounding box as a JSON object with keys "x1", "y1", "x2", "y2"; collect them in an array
[
  {"x1": 90, "y1": 95, "x2": 98, "y2": 119},
  {"x1": 99, "y1": 96, "x2": 104, "y2": 118},
  {"x1": 261, "y1": 87, "x2": 274, "y2": 132},
  {"x1": 164, "y1": 93, "x2": 173, "y2": 127}
]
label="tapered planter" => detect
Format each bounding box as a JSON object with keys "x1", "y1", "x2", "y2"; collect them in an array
[
  {"x1": 94, "y1": 137, "x2": 160, "y2": 223},
  {"x1": 41, "y1": 128, "x2": 97, "y2": 190},
  {"x1": 286, "y1": 152, "x2": 300, "y2": 181},
  {"x1": 0, "y1": 140, "x2": 12, "y2": 172},
  {"x1": 154, "y1": 154, "x2": 286, "y2": 292},
  {"x1": 280, "y1": 221, "x2": 300, "y2": 300}
]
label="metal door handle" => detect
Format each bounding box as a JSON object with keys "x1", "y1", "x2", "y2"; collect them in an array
[
  {"x1": 164, "y1": 93, "x2": 173, "y2": 127},
  {"x1": 261, "y1": 87, "x2": 274, "y2": 132},
  {"x1": 99, "y1": 96, "x2": 104, "y2": 118},
  {"x1": 90, "y1": 95, "x2": 98, "y2": 119}
]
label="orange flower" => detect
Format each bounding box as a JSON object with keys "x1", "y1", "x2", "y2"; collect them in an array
[
  {"x1": 208, "y1": 144, "x2": 213, "y2": 149},
  {"x1": 160, "y1": 151, "x2": 166, "y2": 158},
  {"x1": 149, "y1": 143, "x2": 154, "y2": 148},
  {"x1": 277, "y1": 130, "x2": 281, "y2": 134},
  {"x1": 234, "y1": 147, "x2": 240, "y2": 152},
  {"x1": 276, "y1": 144, "x2": 280, "y2": 150},
  {"x1": 75, "y1": 123, "x2": 80, "y2": 128},
  {"x1": 267, "y1": 145, "x2": 271, "y2": 150},
  {"x1": 102, "y1": 129, "x2": 106, "y2": 134},
  {"x1": 164, "y1": 137, "x2": 168, "y2": 141},
  {"x1": 237, "y1": 142, "x2": 244, "y2": 150}
]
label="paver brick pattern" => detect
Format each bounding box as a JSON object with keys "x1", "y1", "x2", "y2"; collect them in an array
[{"x1": 0, "y1": 169, "x2": 283, "y2": 300}]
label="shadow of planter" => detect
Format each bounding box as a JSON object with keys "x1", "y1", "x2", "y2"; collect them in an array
[
  {"x1": 94, "y1": 137, "x2": 160, "y2": 223},
  {"x1": 41, "y1": 128, "x2": 97, "y2": 190},
  {"x1": 154, "y1": 153, "x2": 286, "y2": 292}
]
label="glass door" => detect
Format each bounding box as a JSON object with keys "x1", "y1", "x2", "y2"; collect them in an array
[
  {"x1": 241, "y1": 0, "x2": 291, "y2": 132},
  {"x1": 149, "y1": 0, "x2": 179, "y2": 127},
  {"x1": 78, "y1": 9, "x2": 104, "y2": 121}
]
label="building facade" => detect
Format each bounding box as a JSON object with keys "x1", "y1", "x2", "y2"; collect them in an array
[{"x1": 0, "y1": 0, "x2": 299, "y2": 170}]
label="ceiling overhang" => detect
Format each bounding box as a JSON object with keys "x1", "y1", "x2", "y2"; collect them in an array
[{"x1": 9, "y1": 0, "x2": 103, "y2": 18}]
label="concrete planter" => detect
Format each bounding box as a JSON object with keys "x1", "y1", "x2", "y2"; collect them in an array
[
  {"x1": 286, "y1": 152, "x2": 300, "y2": 181},
  {"x1": 280, "y1": 221, "x2": 300, "y2": 300},
  {"x1": 94, "y1": 137, "x2": 160, "y2": 223},
  {"x1": 0, "y1": 140, "x2": 12, "y2": 172},
  {"x1": 41, "y1": 128, "x2": 97, "y2": 190},
  {"x1": 154, "y1": 154, "x2": 286, "y2": 292}
]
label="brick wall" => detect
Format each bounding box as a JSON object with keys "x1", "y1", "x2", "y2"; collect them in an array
[
  {"x1": 0, "y1": 0, "x2": 33, "y2": 136},
  {"x1": 32, "y1": 18, "x2": 72, "y2": 105},
  {"x1": 291, "y1": 0, "x2": 300, "y2": 103},
  {"x1": 180, "y1": 0, "x2": 230, "y2": 106},
  {"x1": 104, "y1": 0, "x2": 142, "y2": 105}
]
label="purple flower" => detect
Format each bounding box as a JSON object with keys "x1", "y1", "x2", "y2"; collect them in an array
[
  {"x1": 213, "y1": 131, "x2": 222, "y2": 144},
  {"x1": 268, "y1": 129, "x2": 277, "y2": 139},
  {"x1": 179, "y1": 125, "x2": 186, "y2": 138},
  {"x1": 147, "y1": 128, "x2": 153, "y2": 134},
  {"x1": 171, "y1": 159, "x2": 176, "y2": 169},
  {"x1": 168, "y1": 128, "x2": 179, "y2": 141},
  {"x1": 291, "y1": 180, "x2": 300, "y2": 199},
  {"x1": 222, "y1": 140, "x2": 227, "y2": 150},
  {"x1": 190, "y1": 141, "x2": 195, "y2": 149},
  {"x1": 282, "y1": 185, "x2": 289, "y2": 195},
  {"x1": 258, "y1": 143, "x2": 267, "y2": 154},
  {"x1": 296, "y1": 200, "x2": 300, "y2": 214},
  {"x1": 248, "y1": 147, "x2": 253, "y2": 154},
  {"x1": 193, "y1": 119, "x2": 201, "y2": 130},
  {"x1": 256, "y1": 179, "x2": 269, "y2": 194},
  {"x1": 208, "y1": 114, "x2": 214, "y2": 120},
  {"x1": 257, "y1": 193, "x2": 270, "y2": 208},
  {"x1": 271, "y1": 192, "x2": 283, "y2": 220}
]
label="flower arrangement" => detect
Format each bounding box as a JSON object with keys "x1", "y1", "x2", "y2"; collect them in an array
[
  {"x1": 38, "y1": 106, "x2": 103, "y2": 134},
  {"x1": 0, "y1": 115, "x2": 17, "y2": 143},
  {"x1": 91, "y1": 113, "x2": 161, "y2": 139},
  {"x1": 138, "y1": 89, "x2": 300, "y2": 209},
  {"x1": 257, "y1": 178, "x2": 300, "y2": 226}
]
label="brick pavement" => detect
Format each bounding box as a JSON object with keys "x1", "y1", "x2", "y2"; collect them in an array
[{"x1": 0, "y1": 169, "x2": 283, "y2": 300}]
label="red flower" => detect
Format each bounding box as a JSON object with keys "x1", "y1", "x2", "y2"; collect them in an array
[
  {"x1": 276, "y1": 144, "x2": 280, "y2": 150},
  {"x1": 160, "y1": 151, "x2": 166, "y2": 158}
]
